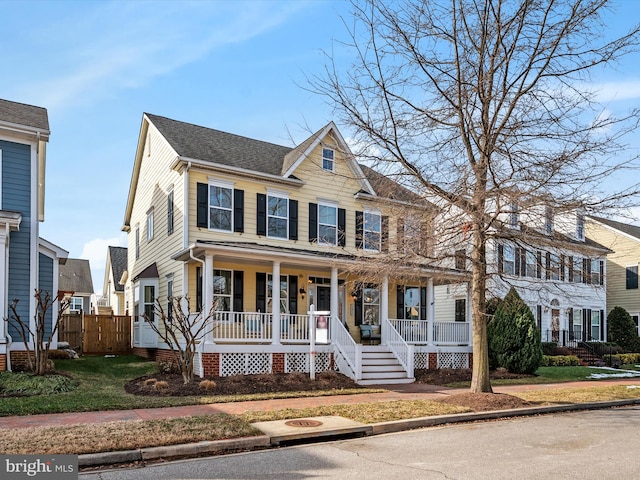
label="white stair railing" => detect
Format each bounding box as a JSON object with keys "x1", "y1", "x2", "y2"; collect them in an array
[
  {"x1": 330, "y1": 316, "x2": 361, "y2": 381},
  {"x1": 384, "y1": 318, "x2": 414, "y2": 380}
]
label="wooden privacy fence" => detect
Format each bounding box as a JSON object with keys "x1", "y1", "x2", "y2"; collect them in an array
[{"x1": 59, "y1": 314, "x2": 131, "y2": 354}]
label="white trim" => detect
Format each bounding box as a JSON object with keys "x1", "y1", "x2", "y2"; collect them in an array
[{"x1": 0, "y1": 149, "x2": 2, "y2": 209}]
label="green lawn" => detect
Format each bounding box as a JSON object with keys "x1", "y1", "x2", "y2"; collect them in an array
[{"x1": 1, "y1": 355, "x2": 638, "y2": 417}]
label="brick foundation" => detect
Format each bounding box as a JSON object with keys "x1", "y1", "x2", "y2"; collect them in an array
[
  {"x1": 0, "y1": 354, "x2": 6, "y2": 371},
  {"x1": 10, "y1": 351, "x2": 32, "y2": 371},
  {"x1": 272, "y1": 353, "x2": 285, "y2": 374},
  {"x1": 428, "y1": 352, "x2": 438, "y2": 369},
  {"x1": 202, "y1": 353, "x2": 219, "y2": 377}
]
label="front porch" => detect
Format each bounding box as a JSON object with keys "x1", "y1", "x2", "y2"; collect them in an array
[{"x1": 160, "y1": 313, "x2": 473, "y2": 384}]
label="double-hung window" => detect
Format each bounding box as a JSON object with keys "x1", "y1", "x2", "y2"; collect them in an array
[
  {"x1": 591, "y1": 310, "x2": 601, "y2": 340},
  {"x1": 502, "y1": 244, "x2": 515, "y2": 275},
  {"x1": 209, "y1": 181, "x2": 233, "y2": 231},
  {"x1": 213, "y1": 269, "x2": 232, "y2": 312},
  {"x1": 322, "y1": 147, "x2": 334, "y2": 172},
  {"x1": 591, "y1": 259, "x2": 601, "y2": 285},
  {"x1": 576, "y1": 212, "x2": 585, "y2": 240},
  {"x1": 573, "y1": 257, "x2": 583, "y2": 283},
  {"x1": 363, "y1": 210, "x2": 381, "y2": 251},
  {"x1": 144, "y1": 285, "x2": 155, "y2": 322},
  {"x1": 69, "y1": 297, "x2": 83, "y2": 313},
  {"x1": 267, "y1": 274, "x2": 288, "y2": 313},
  {"x1": 318, "y1": 202, "x2": 338, "y2": 246},
  {"x1": 267, "y1": 193, "x2": 288, "y2": 239},
  {"x1": 627, "y1": 265, "x2": 639, "y2": 289},
  {"x1": 146, "y1": 208, "x2": 154, "y2": 242},
  {"x1": 167, "y1": 188, "x2": 174, "y2": 235},
  {"x1": 548, "y1": 253, "x2": 561, "y2": 281},
  {"x1": 525, "y1": 250, "x2": 537, "y2": 278}
]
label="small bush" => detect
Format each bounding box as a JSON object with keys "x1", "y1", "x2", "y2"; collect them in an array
[
  {"x1": 153, "y1": 381, "x2": 169, "y2": 391},
  {"x1": 157, "y1": 360, "x2": 181, "y2": 374},
  {"x1": 48, "y1": 349, "x2": 72, "y2": 360},
  {"x1": 540, "y1": 355, "x2": 581, "y2": 366},
  {"x1": 614, "y1": 353, "x2": 640, "y2": 365},
  {"x1": 199, "y1": 379, "x2": 217, "y2": 392},
  {"x1": 607, "y1": 306, "x2": 640, "y2": 352}
]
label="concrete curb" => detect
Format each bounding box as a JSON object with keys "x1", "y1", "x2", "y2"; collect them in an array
[{"x1": 79, "y1": 397, "x2": 640, "y2": 468}]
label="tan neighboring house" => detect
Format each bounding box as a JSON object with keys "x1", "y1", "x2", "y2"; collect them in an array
[
  {"x1": 59, "y1": 258, "x2": 94, "y2": 314},
  {"x1": 587, "y1": 216, "x2": 640, "y2": 331},
  {"x1": 121, "y1": 113, "x2": 470, "y2": 384},
  {"x1": 100, "y1": 246, "x2": 128, "y2": 315}
]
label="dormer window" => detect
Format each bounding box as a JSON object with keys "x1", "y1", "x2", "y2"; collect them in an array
[
  {"x1": 576, "y1": 212, "x2": 585, "y2": 240},
  {"x1": 545, "y1": 206, "x2": 554, "y2": 235},
  {"x1": 322, "y1": 148, "x2": 335, "y2": 172},
  {"x1": 509, "y1": 202, "x2": 519, "y2": 229}
]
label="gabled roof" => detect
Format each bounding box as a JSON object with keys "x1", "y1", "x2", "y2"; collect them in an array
[
  {"x1": 59, "y1": 259, "x2": 94, "y2": 295},
  {"x1": 107, "y1": 246, "x2": 128, "y2": 292},
  {"x1": 0, "y1": 98, "x2": 50, "y2": 137},
  {"x1": 146, "y1": 113, "x2": 292, "y2": 177},
  {"x1": 359, "y1": 164, "x2": 423, "y2": 204},
  {"x1": 589, "y1": 215, "x2": 640, "y2": 242}
]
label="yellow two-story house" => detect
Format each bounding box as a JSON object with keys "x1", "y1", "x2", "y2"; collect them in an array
[{"x1": 122, "y1": 114, "x2": 469, "y2": 384}]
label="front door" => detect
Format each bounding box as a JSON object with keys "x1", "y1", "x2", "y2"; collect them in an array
[
  {"x1": 317, "y1": 286, "x2": 331, "y2": 312},
  {"x1": 551, "y1": 309, "x2": 560, "y2": 344}
]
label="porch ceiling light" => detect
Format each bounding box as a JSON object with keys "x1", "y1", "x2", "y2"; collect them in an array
[{"x1": 350, "y1": 291, "x2": 358, "y2": 301}]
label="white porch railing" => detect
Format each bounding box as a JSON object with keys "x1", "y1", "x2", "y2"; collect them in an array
[
  {"x1": 211, "y1": 311, "x2": 317, "y2": 344},
  {"x1": 331, "y1": 316, "x2": 360, "y2": 381},
  {"x1": 389, "y1": 319, "x2": 470, "y2": 346},
  {"x1": 433, "y1": 321, "x2": 470, "y2": 345},
  {"x1": 384, "y1": 319, "x2": 414, "y2": 378},
  {"x1": 280, "y1": 313, "x2": 311, "y2": 343}
]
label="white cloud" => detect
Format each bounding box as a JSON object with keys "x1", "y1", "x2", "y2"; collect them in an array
[
  {"x1": 14, "y1": 1, "x2": 308, "y2": 113},
  {"x1": 80, "y1": 234, "x2": 128, "y2": 294},
  {"x1": 590, "y1": 80, "x2": 640, "y2": 103}
]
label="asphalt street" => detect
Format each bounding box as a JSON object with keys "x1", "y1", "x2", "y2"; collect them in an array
[{"x1": 79, "y1": 405, "x2": 640, "y2": 480}]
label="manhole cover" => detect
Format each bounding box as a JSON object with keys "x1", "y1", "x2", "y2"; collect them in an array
[{"x1": 285, "y1": 419, "x2": 324, "y2": 428}]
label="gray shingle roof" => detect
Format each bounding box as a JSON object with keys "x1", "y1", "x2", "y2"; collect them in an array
[
  {"x1": 0, "y1": 98, "x2": 49, "y2": 131},
  {"x1": 108, "y1": 246, "x2": 128, "y2": 292},
  {"x1": 146, "y1": 113, "x2": 293, "y2": 176},
  {"x1": 59, "y1": 259, "x2": 94, "y2": 294},
  {"x1": 590, "y1": 215, "x2": 640, "y2": 241}
]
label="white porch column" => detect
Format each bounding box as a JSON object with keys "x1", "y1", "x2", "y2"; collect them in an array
[
  {"x1": 381, "y1": 275, "x2": 389, "y2": 344},
  {"x1": 330, "y1": 267, "x2": 339, "y2": 318},
  {"x1": 466, "y1": 282, "x2": 473, "y2": 343},
  {"x1": 427, "y1": 277, "x2": 434, "y2": 346},
  {"x1": 204, "y1": 253, "x2": 215, "y2": 345},
  {"x1": 0, "y1": 229, "x2": 8, "y2": 343},
  {"x1": 272, "y1": 261, "x2": 281, "y2": 345}
]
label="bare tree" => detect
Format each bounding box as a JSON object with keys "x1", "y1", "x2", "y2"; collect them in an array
[
  {"x1": 144, "y1": 296, "x2": 217, "y2": 384},
  {"x1": 312, "y1": 0, "x2": 640, "y2": 392},
  {"x1": 7, "y1": 290, "x2": 70, "y2": 375}
]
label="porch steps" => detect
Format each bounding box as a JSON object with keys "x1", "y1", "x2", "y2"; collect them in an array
[{"x1": 357, "y1": 345, "x2": 414, "y2": 386}]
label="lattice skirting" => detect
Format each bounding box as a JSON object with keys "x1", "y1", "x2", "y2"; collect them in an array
[
  {"x1": 437, "y1": 352, "x2": 469, "y2": 369},
  {"x1": 284, "y1": 352, "x2": 333, "y2": 373},
  {"x1": 414, "y1": 352, "x2": 430, "y2": 370},
  {"x1": 217, "y1": 352, "x2": 334, "y2": 376}
]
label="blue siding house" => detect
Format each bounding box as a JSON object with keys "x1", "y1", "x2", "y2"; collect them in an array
[{"x1": 0, "y1": 98, "x2": 68, "y2": 371}]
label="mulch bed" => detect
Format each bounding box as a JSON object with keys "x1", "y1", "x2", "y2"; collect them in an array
[{"x1": 124, "y1": 371, "x2": 365, "y2": 397}]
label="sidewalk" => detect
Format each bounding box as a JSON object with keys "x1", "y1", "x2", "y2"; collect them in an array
[{"x1": 2, "y1": 377, "x2": 639, "y2": 430}]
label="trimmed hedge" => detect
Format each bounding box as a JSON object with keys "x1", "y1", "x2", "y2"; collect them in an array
[
  {"x1": 613, "y1": 353, "x2": 640, "y2": 365},
  {"x1": 540, "y1": 355, "x2": 581, "y2": 366}
]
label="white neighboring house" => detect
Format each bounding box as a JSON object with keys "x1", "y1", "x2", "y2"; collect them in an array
[{"x1": 435, "y1": 201, "x2": 609, "y2": 346}]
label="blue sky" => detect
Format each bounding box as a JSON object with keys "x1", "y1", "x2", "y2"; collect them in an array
[{"x1": 1, "y1": 0, "x2": 639, "y2": 293}]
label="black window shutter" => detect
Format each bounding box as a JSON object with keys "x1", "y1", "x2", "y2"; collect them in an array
[
  {"x1": 583, "y1": 309, "x2": 590, "y2": 341},
  {"x1": 382, "y1": 216, "x2": 389, "y2": 252},
  {"x1": 600, "y1": 309, "x2": 605, "y2": 340},
  {"x1": 585, "y1": 259, "x2": 592, "y2": 284},
  {"x1": 233, "y1": 271, "x2": 243, "y2": 312},
  {"x1": 514, "y1": 247, "x2": 521, "y2": 276},
  {"x1": 519, "y1": 249, "x2": 527, "y2": 277},
  {"x1": 355, "y1": 211, "x2": 364, "y2": 249},
  {"x1": 256, "y1": 272, "x2": 266, "y2": 313},
  {"x1": 196, "y1": 266, "x2": 203, "y2": 311},
  {"x1": 560, "y1": 254, "x2": 565, "y2": 281},
  {"x1": 627, "y1": 266, "x2": 638, "y2": 289},
  {"x1": 497, "y1": 244, "x2": 504, "y2": 274},
  {"x1": 256, "y1": 193, "x2": 266, "y2": 236},
  {"x1": 309, "y1": 203, "x2": 318, "y2": 242},
  {"x1": 234, "y1": 189, "x2": 244, "y2": 233},
  {"x1": 599, "y1": 261, "x2": 604, "y2": 286},
  {"x1": 289, "y1": 200, "x2": 298, "y2": 240},
  {"x1": 536, "y1": 305, "x2": 542, "y2": 331},
  {"x1": 568, "y1": 308, "x2": 574, "y2": 340},
  {"x1": 338, "y1": 208, "x2": 346, "y2": 247},
  {"x1": 397, "y1": 218, "x2": 405, "y2": 251},
  {"x1": 354, "y1": 283, "x2": 363, "y2": 326},
  {"x1": 396, "y1": 285, "x2": 405, "y2": 319},
  {"x1": 568, "y1": 256, "x2": 574, "y2": 282},
  {"x1": 288, "y1": 275, "x2": 298, "y2": 314},
  {"x1": 420, "y1": 286, "x2": 427, "y2": 320},
  {"x1": 545, "y1": 252, "x2": 551, "y2": 280},
  {"x1": 582, "y1": 258, "x2": 588, "y2": 283},
  {"x1": 536, "y1": 251, "x2": 542, "y2": 278},
  {"x1": 196, "y1": 183, "x2": 208, "y2": 228}
]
